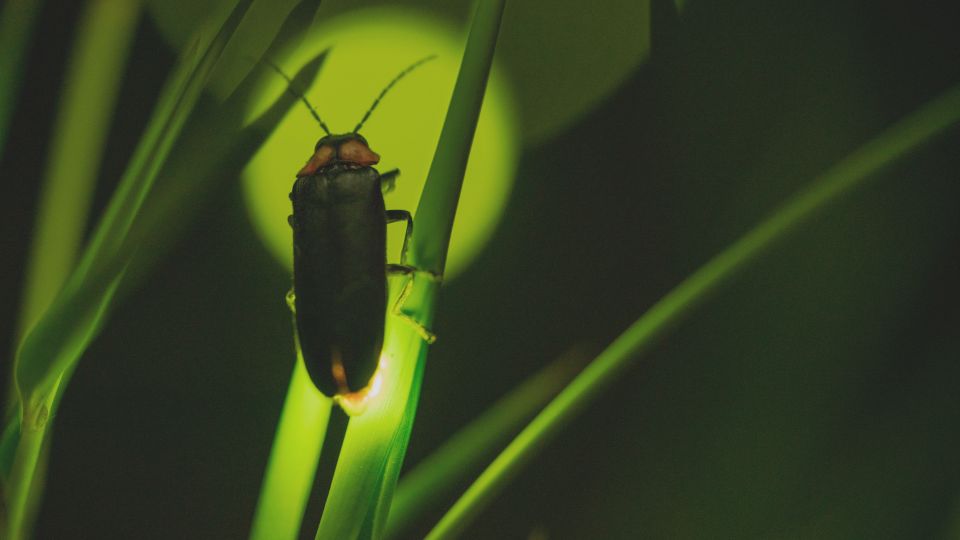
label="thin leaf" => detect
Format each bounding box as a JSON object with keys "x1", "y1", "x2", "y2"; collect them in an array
[
  {"x1": 16, "y1": 0, "x2": 254, "y2": 412},
  {"x1": 426, "y1": 82, "x2": 960, "y2": 539},
  {"x1": 5, "y1": 2, "x2": 256, "y2": 537},
  {"x1": 315, "y1": 1, "x2": 506, "y2": 538},
  {"x1": 250, "y1": 352, "x2": 332, "y2": 540},
  {"x1": 15, "y1": 0, "x2": 140, "y2": 376}
]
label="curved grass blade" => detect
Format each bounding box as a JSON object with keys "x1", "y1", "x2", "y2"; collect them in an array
[
  {"x1": 1, "y1": 44, "x2": 326, "y2": 540},
  {"x1": 4, "y1": 2, "x2": 256, "y2": 537},
  {"x1": 384, "y1": 348, "x2": 587, "y2": 539},
  {"x1": 15, "y1": 0, "x2": 141, "y2": 369},
  {"x1": 426, "y1": 82, "x2": 960, "y2": 539},
  {"x1": 3, "y1": 0, "x2": 140, "y2": 461},
  {"x1": 313, "y1": 1, "x2": 506, "y2": 538},
  {"x1": 0, "y1": 5, "x2": 326, "y2": 474},
  {"x1": 15, "y1": 0, "x2": 254, "y2": 423},
  {"x1": 250, "y1": 345, "x2": 332, "y2": 540},
  {"x1": 0, "y1": 0, "x2": 44, "y2": 157}
]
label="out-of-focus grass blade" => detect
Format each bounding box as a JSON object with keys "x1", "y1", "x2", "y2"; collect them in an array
[
  {"x1": 314, "y1": 1, "x2": 505, "y2": 538},
  {"x1": 0, "y1": 0, "x2": 44, "y2": 157},
  {"x1": 4, "y1": 0, "x2": 139, "y2": 447},
  {"x1": 0, "y1": 0, "x2": 325, "y2": 470},
  {"x1": 16, "y1": 0, "x2": 254, "y2": 415},
  {"x1": 250, "y1": 347, "x2": 332, "y2": 540},
  {"x1": 17, "y1": 0, "x2": 141, "y2": 356},
  {"x1": 426, "y1": 82, "x2": 960, "y2": 539},
  {"x1": 5, "y1": 2, "x2": 255, "y2": 537},
  {"x1": 384, "y1": 348, "x2": 587, "y2": 539}
]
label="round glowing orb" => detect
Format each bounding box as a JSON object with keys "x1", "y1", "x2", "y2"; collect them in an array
[{"x1": 243, "y1": 8, "x2": 517, "y2": 280}]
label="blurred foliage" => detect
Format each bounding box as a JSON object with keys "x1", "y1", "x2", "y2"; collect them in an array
[
  {"x1": 0, "y1": 0, "x2": 957, "y2": 538},
  {"x1": 147, "y1": 0, "x2": 651, "y2": 145}
]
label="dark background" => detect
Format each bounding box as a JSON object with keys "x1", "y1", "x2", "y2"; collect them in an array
[{"x1": 2, "y1": 1, "x2": 959, "y2": 538}]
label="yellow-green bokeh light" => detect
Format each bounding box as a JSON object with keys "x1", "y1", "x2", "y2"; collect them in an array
[{"x1": 244, "y1": 9, "x2": 517, "y2": 280}]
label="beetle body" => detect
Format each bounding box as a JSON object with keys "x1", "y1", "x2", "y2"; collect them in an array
[
  {"x1": 270, "y1": 55, "x2": 436, "y2": 399},
  {"x1": 290, "y1": 134, "x2": 395, "y2": 397}
]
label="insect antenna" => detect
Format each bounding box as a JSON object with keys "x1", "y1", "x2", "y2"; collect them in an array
[
  {"x1": 262, "y1": 58, "x2": 331, "y2": 135},
  {"x1": 353, "y1": 55, "x2": 437, "y2": 133}
]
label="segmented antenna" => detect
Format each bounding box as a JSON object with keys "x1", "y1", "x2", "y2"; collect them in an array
[
  {"x1": 262, "y1": 58, "x2": 331, "y2": 135},
  {"x1": 353, "y1": 55, "x2": 437, "y2": 133}
]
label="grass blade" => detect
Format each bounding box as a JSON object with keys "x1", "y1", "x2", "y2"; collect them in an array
[
  {"x1": 16, "y1": 0, "x2": 254, "y2": 421},
  {"x1": 314, "y1": 2, "x2": 506, "y2": 537},
  {"x1": 409, "y1": 0, "x2": 506, "y2": 275},
  {"x1": 426, "y1": 82, "x2": 960, "y2": 539},
  {"x1": 385, "y1": 348, "x2": 587, "y2": 539},
  {"x1": 16, "y1": 0, "x2": 141, "y2": 351},
  {"x1": 5, "y1": 2, "x2": 256, "y2": 537},
  {"x1": 250, "y1": 351, "x2": 332, "y2": 540}
]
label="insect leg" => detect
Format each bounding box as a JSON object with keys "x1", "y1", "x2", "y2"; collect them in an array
[
  {"x1": 385, "y1": 209, "x2": 413, "y2": 264},
  {"x1": 385, "y1": 267, "x2": 438, "y2": 343},
  {"x1": 380, "y1": 168, "x2": 399, "y2": 194}
]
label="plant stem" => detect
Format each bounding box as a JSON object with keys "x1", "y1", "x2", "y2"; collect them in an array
[
  {"x1": 250, "y1": 354, "x2": 331, "y2": 540},
  {"x1": 16, "y1": 0, "x2": 140, "y2": 340},
  {"x1": 4, "y1": 376, "x2": 60, "y2": 540},
  {"x1": 314, "y1": 0, "x2": 505, "y2": 537},
  {"x1": 426, "y1": 82, "x2": 960, "y2": 539}
]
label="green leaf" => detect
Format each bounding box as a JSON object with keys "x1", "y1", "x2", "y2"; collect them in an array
[
  {"x1": 12, "y1": 0, "x2": 140, "y2": 394},
  {"x1": 16, "y1": 0, "x2": 254, "y2": 413},
  {"x1": 5, "y1": 2, "x2": 256, "y2": 537},
  {"x1": 250, "y1": 354, "x2": 332, "y2": 540},
  {"x1": 426, "y1": 82, "x2": 960, "y2": 539},
  {"x1": 313, "y1": 1, "x2": 506, "y2": 538}
]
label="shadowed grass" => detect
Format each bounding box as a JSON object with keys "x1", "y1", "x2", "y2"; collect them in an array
[
  {"x1": 4, "y1": 1, "x2": 257, "y2": 535},
  {"x1": 1, "y1": 0, "x2": 334, "y2": 536},
  {"x1": 427, "y1": 81, "x2": 960, "y2": 539}
]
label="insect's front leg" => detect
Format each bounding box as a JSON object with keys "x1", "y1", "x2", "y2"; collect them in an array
[
  {"x1": 385, "y1": 208, "x2": 441, "y2": 343},
  {"x1": 386, "y1": 209, "x2": 413, "y2": 264},
  {"x1": 380, "y1": 168, "x2": 399, "y2": 194},
  {"x1": 386, "y1": 264, "x2": 441, "y2": 344}
]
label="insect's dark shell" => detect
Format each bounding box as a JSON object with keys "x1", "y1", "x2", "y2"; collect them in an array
[{"x1": 290, "y1": 165, "x2": 386, "y2": 396}]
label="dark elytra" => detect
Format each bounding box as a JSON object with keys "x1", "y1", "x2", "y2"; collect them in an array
[{"x1": 289, "y1": 135, "x2": 390, "y2": 396}]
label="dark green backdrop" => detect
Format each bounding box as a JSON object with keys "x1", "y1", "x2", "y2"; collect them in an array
[{"x1": 2, "y1": 1, "x2": 958, "y2": 538}]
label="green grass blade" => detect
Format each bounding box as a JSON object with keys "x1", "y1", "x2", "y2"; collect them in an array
[
  {"x1": 0, "y1": 0, "x2": 44, "y2": 157},
  {"x1": 5, "y1": 2, "x2": 256, "y2": 537},
  {"x1": 16, "y1": 0, "x2": 141, "y2": 350},
  {"x1": 0, "y1": 51, "x2": 325, "y2": 540},
  {"x1": 385, "y1": 348, "x2": 587, "y2": 539},
  {"x1": 16, "y1": 0, "x2": 254, "y2": 411},
  {"x1": 0, "y1": 39, "x2": 325, "y2": 462},
  {"x1": 314, "y1": 1, "x2": 505, "y2": 538},
  {"x1": 426, "y1": 82, "x2": 960, "y2": 539},
  {"x1": 3, "y1": 0, "x2": 139, "y2": 460},
  {"x1": 250, "y1": 351, "x2": 332, "y2": 540},
  {"x1": 409, "y1": 0, "x2": 506, "y2": 275}
]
